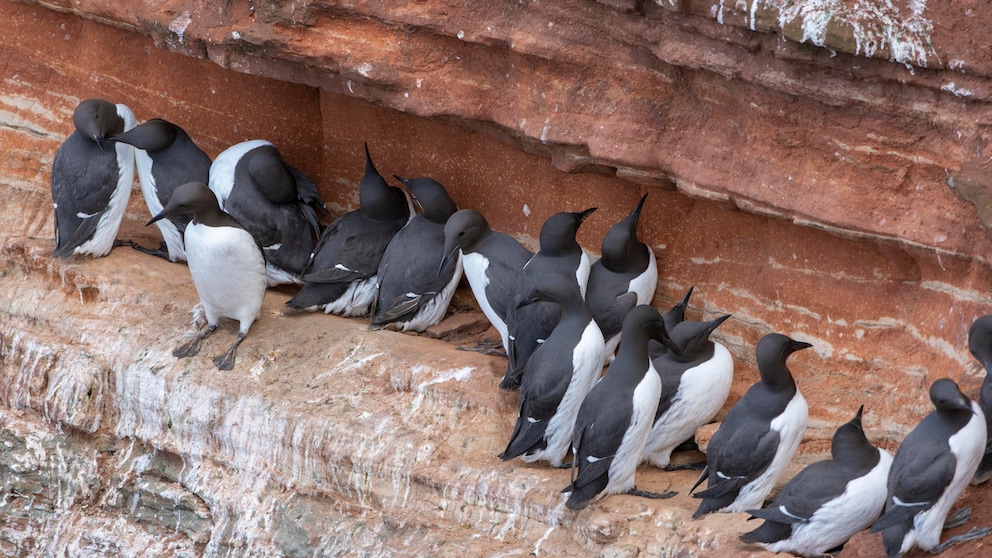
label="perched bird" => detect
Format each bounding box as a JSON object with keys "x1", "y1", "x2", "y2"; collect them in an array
[
  {"x1": 51, "y1": 99, "x2": 137, "y2": 258},
  {"x1": 586, "y1": 194, "x2": 657, "y2": 361},
  {"x1": 209, "y1": 139, "x2": 327, "y2": 286},
  {"x1": 148, "y1": 182, "x2": 266, "y2": 370},
  {"x1": 969, "y1": 315, "x2": 992, "y2": 483},
  {"x1": 563, "y1": 305, "x2": 678, "y2": 510},
  {"x1": 370, "y1": 176, "x2": 463, "y2": 332},
  {"x1": 439, "y1": 208, "x2": 533, "y2": 352},
  {"x1": 499, "y1": 273, "x2": 605, "y2": 467},
  {"x1": 112, "y1": 118, "x2": 212, "y2": 262},
  {"x1": 691, "y1": 333, "x2": 811, "y2": 518},
  {"x1": 286, "y1": 144, "x2": 412, "y2": 316},
  {"x1": 870, "y1": 378, "x2": 989, "y2": 557},
  {"x1": 502, "y1": 208, "x2": 597, "y2": 390},
  {"x1": 741, "y1": 405, "x2": 893, "y2": 557},
  {"x1": 641, "y1": 314, "x2": 733, "y2": 470}
]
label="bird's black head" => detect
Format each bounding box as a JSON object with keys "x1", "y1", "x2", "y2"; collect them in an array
[
  {"x1": 111, "y1": 118, "x2": 178, "y2": 152},
  {"x1": 661, "y1": 287, "x2": 694, "y2": 332},
  {"x1": 830, "y1": 405, "x2": 878, "y2": 465},
  {"x1": 148, "y1": 182, "x2": 223, "y2": 226},
  {"x1": 929, "y1": 378, "x2": 973, "y2": 414},
  {"x1": 359, "y1": 144, "x2": 410, "y2": 223},
  {"x1": 600, "y1": 194, "x2": 649, "y2": 271},
  {"x1": 396, "y1": 176, "x2": 458, "y2": 224},
  {"x1": 755, "y1": 332, "x2": 812, "y2": 386},
  {"x1": 538, "y1": 207, "x2": 596, "y2": 255},
  {"x1": 969, "y1": 315, "x2": 992, "y2": 375},
  {"x1": 73, "y1": 99, "x2": 126, "y2": 143},
  {"x1": 667, "y1": 314, "x2": 731, "y2": 359},
  {"x1": 443, "y1": 209, "x2": 490, "y2": 255},
  {"x1": 516, "y1": 273, "x2": 582, "y2": 310}
]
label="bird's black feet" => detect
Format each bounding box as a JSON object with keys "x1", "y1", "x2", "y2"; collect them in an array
[
  {"x1": 944, "y1": 508, "x2": 973, "y2": 530},
  {"x1": 129, "y1": 241, "x2": 174, "y2": 262},
  {"x1": 173, "y1": 325, "x2": 216, "y2": 358},
  {"x1": 664, "y1": 461, "x2": 707, "y2": 471},
  {"x1": 456, "y1": 338, "x2": 508, "y2": 358},
  {"x1": 627, "y1": 487, "x2": 677, "y2": 500},
  {"x1": 499, "y1": 374, "x2": 521, "y2": 391},
  {"x1": 174, "y1": 337, "x2": 203, "y2": 358},
  {"x1": 931, "y1": 526, "x2": 990, "y2": 554},
  {"x1": 212, "y1": 333, "x2": 246, "y2": 371},
  {"x1": 213, "y1": 352, "x2": 236, "y2": 371},
  {"x1": 674, "y1": 439, "x2": 699, "y2": 453}
]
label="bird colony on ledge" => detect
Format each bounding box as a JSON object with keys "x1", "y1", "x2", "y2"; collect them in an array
[{"x1": 46, "y1": 98, "x2": 992, "y2": 557}]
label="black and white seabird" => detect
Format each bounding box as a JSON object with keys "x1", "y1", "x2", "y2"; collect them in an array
[
  {"x1": 641, "y1": 314, "x2": 733, "y2": 470},
  {"x1": 370, "y1": 176, "x2": 463, "y2": 332},
  {"x1": 968, "y1": 315, "x2": 992, "y2": 483},
  {"x1": 586, "y1": 194, "x2": 657, "y2": 361},
  {"x1": 51, "y1": 99, "x2": 137, "y2": 258},
  {"x1": 148, "y1": 182, "x2": 267, "y2": 371},
  {"x1": 499, "y1": 273, "x2": 605, "y2": 467},
  {"x1": 286, "y1": 144, "x2": 412, "y2": 316},
  {"x1": 741, "y1": 405, "x2": 893, "y2": 557},
  {"x1": 112, "y1": 118, "x2": 212, "y2": 262},
  {"x1": 691, "y1": 333, "x2": 811, "y2": 518},
  {"x1": 502, "y1": 208, "x2": 597, "y2": 390},
  {"x1": 870, "y1": 378, "x2": 989, "y2": 557},
  {"x1": 562, "y1": 305, "x2": 678, "y2": 510},
  {"x1": 440, "y1": 208, "x2": 534, "y2": 352},
  {"x1": 209, "y1": 140, "x2": 327, "y2": 286}
]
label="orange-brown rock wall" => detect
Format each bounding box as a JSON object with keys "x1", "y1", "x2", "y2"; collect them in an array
[{"x1": 7, "y1": 0, "x2": 992, "y2": 426}]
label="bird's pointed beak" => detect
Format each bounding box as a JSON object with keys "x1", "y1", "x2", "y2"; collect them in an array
[
  {"x1": 578, "y1": 207, "x2": 597, "y2": 222},
  {"x1": 852, "y1": 404, "x2": 865, "y2": 426},
  {"x1": 705, "y1": 314, "x2": 732, "y2": 335},
  {"x1": 653, "y1": 323, "x2": 680, "y2": 356},
  {"x1": 146, "y1": 211, "x2": 167, "y2": 226},
  {"x1": 627, "y1": 193, "x2": 649, "y2": 229},
  {"x1": 437, "y1": 249, "x2": 456, "y2": 279}
]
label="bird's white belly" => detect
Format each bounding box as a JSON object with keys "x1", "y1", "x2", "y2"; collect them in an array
[
  {"x1": 185, "y1": 223, "x2": 266, "y2": 334},
  {"x1": 643, "y1": 342, "x2": 733, "y2": 467},
  {"x1": 604, "y1": 361, "x2": 662, "y2": 497},
  {"x1": 462, "y1": 252, "x2": 508, "y2": 349}
]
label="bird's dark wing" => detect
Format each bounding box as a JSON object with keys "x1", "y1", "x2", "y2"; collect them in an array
[
  {"x1": 304, "y1": 216, "x2": 399, "y2": 283},
  {"x1": 747, "y1": 461, "x2": 851, "y2": 524},
  {"x1": 51, "y1": 136, "x2": 120, "y2": 254}
]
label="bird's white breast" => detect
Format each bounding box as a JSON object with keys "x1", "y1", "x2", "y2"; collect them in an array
[
  {"x1": 767, "y1": 448, "x2": 893, "y2": 556},
  {"x1": 628, "y1": 249, "x2": 658, "y2": 306},
  {"x1": 908, "y1": 402, "x2": 987, "y2": 552},
  {"x1": 185, "y1": 223, "x2": 266, "y2": 333},
  {"x1": 605, "y1": 361, "x2": 662, "y2": 496},
  {"x1": 541, "y1": 320, "x2": 606, "y2": 466},
  {"x1": 462, "y1": 251, "x2": 508, "y2": 348},
  {"x1": 643, "y1": 342, "x2": 734, "y2": 467}
]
